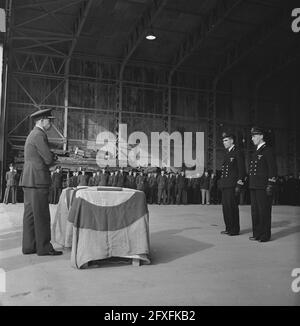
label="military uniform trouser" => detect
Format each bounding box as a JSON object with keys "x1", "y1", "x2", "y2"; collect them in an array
[
  {"x1": 176, "y1": 188, "x2": 187, "y2": 204},
  {"x1": 53, "y1": 187, "x2": 62, "y2": 204},
  {"x1": 157, "y1": 187, "x2": 167, "y2": 204},
  {"x1": 221, "y1": 187, "x2": 240, "y2": 234},
  {"x1": 3, "y1": 186, "x2": 17, "y2": 204},
  {"x1": 250, "y1": 189, "x2": 272, "y2": 240},
  {"x1": 22, "y1": 187, "x2": 52, "y2": 255}
]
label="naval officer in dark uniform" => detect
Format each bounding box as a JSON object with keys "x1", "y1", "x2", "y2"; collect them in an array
[
  {"x1": 19, "y1": 108, "x2": 62, "y2": 256},
  {"x1": 249, "y1": 127, "x2": 277, "y2": 242},
  {"x1": 219, "y1": 132, "x2": 246, "y2": 236}
]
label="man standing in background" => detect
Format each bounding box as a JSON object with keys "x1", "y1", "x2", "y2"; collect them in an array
[{"x1": 3, "y1": 163, "x2": 18, "y2": 204}]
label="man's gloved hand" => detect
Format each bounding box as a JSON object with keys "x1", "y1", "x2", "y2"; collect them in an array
[
  {"x1": 266, "y1": 185, "x2": 273, "y2": 196},
  {"x1": 52, "y1": 152, "x2": 58, "y2": 161},
  {"x1": 235, "y1": 185, "x2": 241, "y2": 196}
]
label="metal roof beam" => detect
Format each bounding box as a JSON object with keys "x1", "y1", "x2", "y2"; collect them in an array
[
  {"x1": 66, "y1": 0, "x2": 94, "y2": 60},
  {"x1": 15, "y1": 0, "x2": 71, "y2": 10},
  {"x1": 168, "y1": 0, "x2": 243, "y2": 82},
  {"x1": 119, "y1": 0, "x2": 168, "y2": 78},
  {"x1": 213, "y1": 6, "x2": 289, "y2": 82},
  {"x1": 14, "y1": 0, "x2": 84, "y2": 28}
]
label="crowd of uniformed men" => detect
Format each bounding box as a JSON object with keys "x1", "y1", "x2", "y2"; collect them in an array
[{"x1": 3, "y1": 164, "x2": 300, "y2": 206}]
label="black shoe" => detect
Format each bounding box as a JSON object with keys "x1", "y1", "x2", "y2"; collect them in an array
[
  {"x1": 249, "y1": 236, "x2": 259, "y2": 241},
  {"x1": 228, "y1": 233, "x2": 239, "y2": 236},
  {"x1": 23, "y1": 250, "x2": 37, "y2": 255},
  {"x1": 38, "y1": 248, "x2": 63, "y2": 256},
  {"x1": 220, "y1": 231, "x2": 229, "y2": 235},
  {"x1": 259, "y1": 238, "x2": 270, "y2": 243}
]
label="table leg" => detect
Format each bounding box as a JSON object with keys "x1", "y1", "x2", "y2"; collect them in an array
[{"x1": 132, "y1": 258, "x2": 140, "y2": 266}]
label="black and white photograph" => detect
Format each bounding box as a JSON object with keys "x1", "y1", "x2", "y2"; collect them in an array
[{"x1": 0, "y1": 0, "x2": 299, "y2": 309}]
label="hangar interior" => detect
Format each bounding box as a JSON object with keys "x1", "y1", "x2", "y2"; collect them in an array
[{"x1": 0, "y1": 0, "x2": 300, "y2": 198}]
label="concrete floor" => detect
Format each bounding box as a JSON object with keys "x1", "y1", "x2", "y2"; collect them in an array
[{"x1": 0, "y1": 202, "x2": 299, "y2": 306}]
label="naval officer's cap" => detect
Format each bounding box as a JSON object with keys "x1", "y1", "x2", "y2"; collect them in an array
[
  {"x1": 222, "y1": 131, "x2": 235, "y2": 141},
  {"x1": 250, "y1": 126, "x2": 265, "y2": 136},
  {"x1": 30, "y1": 108, "x2": 55, "y2": 120}
]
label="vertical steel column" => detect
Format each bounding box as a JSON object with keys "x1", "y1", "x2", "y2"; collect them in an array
[
  {"x1": 163, "y1": 73, "x2": 171, "y2": 133},
  {"x1": 63, "y1": 64, "x2": 69, "y2": 151},
  {"x1": 0, "y1": 0, "x2": 12, "y2": 200},
  {"x1": 207, "y1": 79, "x2": 217, "y2": 172},
  {"x1": 63, "y1": 0, "x2": 94, "y2": 151}
]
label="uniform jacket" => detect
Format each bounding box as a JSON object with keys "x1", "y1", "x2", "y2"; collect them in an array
[
  {"x1": 157, "y1": 174, "x2": 167, "y2": 189},
  {"x1": 94, "y1": 174, "x2": 101, "y2": 186},
  {"x1": 126, "y1": 174, "x2": 136, "y2": 188},
  {"x1": 200, "y1": 175, "x2": 210, "y2": 190},
  {"x1": 77, "y1": 174, "x2": 89, "y2": 186},
  {"x1": 148, "y1": 175, "x2": 158, "y2": 188},
  {"x1": 218, "y1": 145, "x2": 246, "y2": 189},
  {"x1": 209, "y1": 176, "x2": 217, "y2": 191},
  {"x1": 6, "y1": 171, "x2": 18, "y2": 186},
  {"x1": 52, "y1": 171, "x2": 63, "y2": 188},
  {"x1": 176, "y1": 175, "x2": 187, "y2": 189},
  {"x1": 116, "y1": 173, "x2": 126, "y2": 187},
  {"x1": 112, "y1": 174, "x2": 118, "y2": 187},
  {"x1": 107, "y1": 174, "x2": 115, "y2": 186},
  {"x1": 249, "y1": 143, "x2": 277, "y2": 189},
  {"x1": 88, "y1": 176, "x2": 97, "y2": 186},
  {"x1": 69, "y1": 175, "x2": 78, "y2": 187},
  {"x1": 167, "y1": 175, "x2": 176, "y2": 190},
  {"x1": 136, "y1": 175, "x2": 145, "y2": 190},
  {"x1": 192, "y1": 177, "x2": 200, "y2": 189},
  {"x1": 99, "y1": 173, "x2": 108, "y2": 186},
  {"x1": 19, "y1": 126, "x2": 55, "y2": 188}
]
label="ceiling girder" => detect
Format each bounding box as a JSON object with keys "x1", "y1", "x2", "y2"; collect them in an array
[
  {"x1": 119, "y1": 0, "x2": 168, "y2": 78},
  {"x1": 168, "y1": 0, "x2": 243, "y2": 82},
  {"x1": 214, "y1": 6, "x2": 289, "y2": 81}
]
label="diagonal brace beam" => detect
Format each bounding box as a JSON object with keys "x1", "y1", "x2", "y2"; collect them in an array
[
  {"x1": 119, "y1": 0, "x2": 168, "y2": 79},
  {"x1": 168, "y1": 0, "x2": 243, "y2": 83}
]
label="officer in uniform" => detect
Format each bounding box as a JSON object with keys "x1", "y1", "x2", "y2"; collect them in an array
[
  {"x1": 3, "y1": 163, "x2": 18, "y2": 204},
  {"x1": 77, "y1": 168, "x2": 89, "y2": 186},
  {"x1": 19, "y1": 108, "x2": 62, "y2": 256},
  {"x1": 116, "y1": 168, "x2": 126, "y2": 187},
  {"x1": 88, "y1": 171, "x2": 97, "y2": 186},
  {"x1": 176, "y1": 170, "x2": 187, "y2": 205},
  {"x1": 148, "y1": 171, "x2": 158, "y2": 204},
  {"x1": 107, "y1": 170, "x2": 114, "y2": 186},
  {"x1": 52, "y1": 165, "x2": 63, "y2": 204},
  {"x1": 136, "y1": 171, "x2": 146, "y2": 192},
  {"x1": 157, "y1": 169, "x2": 167, "y2": 205},
  {"x1": 99, "y1": 168, "x2": 108, "y2": 186},
  {"x1": 249, "y1": 127, "x2": 277, "y2": 242},
  {"x1": 219, "y1": 132, "x2": 246, "y2": 236},
  {"x1": 126, "y1": 169, "x2": 135, "y2": 189}
]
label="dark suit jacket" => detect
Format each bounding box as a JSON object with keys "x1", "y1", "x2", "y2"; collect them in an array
[
  {"x1": 218, "y1": 145, "x2": 246, "y2": 189},
  {"x1": 19, "y1": 126, "x2": 55, "y2": 188},
  {"x1": 249, "y1": 143, "x2": 277, "y2": 189},
  {"x1": 99, "y1": 173, "x2": 108, "y2": 186},
  {"x1": 116, "y1": 173, "x2": 126, "y2": 187},
  {"x1": 157, "y1": 175, "x2": 167, "y2": 189},
  {"x1": 6, "y1": 171, "x2": 17, "y2": 186},
  {"x1": 53, "y1": 171, "x2": 63, "y2": 188}
]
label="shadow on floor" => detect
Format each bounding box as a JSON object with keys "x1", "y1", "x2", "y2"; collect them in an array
[
  {"x1": 79, "y1": 227, "x2": 209, "y2": 269},
  {"x1": 0, "y1": 231, "x2": 22, "y2": 251},
  {"x1": 0, "y1": 249, "x2": 70, "y2": 272},
  {"x1": 240, "y1": 220, "x2": 293, "y2": 235},
  {"x1": 271, "y1": 225, "x2": 300, "y2": 241},
  {"x1": 149, "y1": 228, "x2": 214, "y2": 265}
]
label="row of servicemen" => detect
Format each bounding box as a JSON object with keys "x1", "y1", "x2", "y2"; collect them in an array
[{"x1": 48, "y1": 167, "x2": 217, "y2": 205}]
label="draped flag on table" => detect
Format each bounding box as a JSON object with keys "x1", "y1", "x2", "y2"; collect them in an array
[{"x1": 52, "y1": 187, "x2": 150, "y2": 269}]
